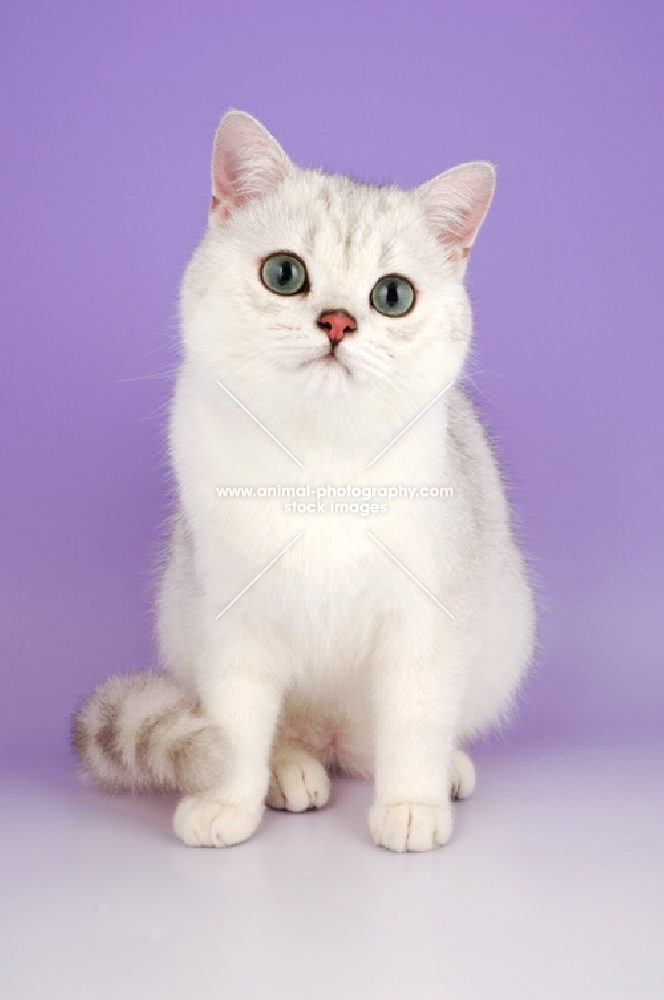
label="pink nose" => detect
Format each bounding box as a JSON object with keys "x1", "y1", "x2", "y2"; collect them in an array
[{"x1": 317, "y1": 310, "x2": 357, "y2": 344}]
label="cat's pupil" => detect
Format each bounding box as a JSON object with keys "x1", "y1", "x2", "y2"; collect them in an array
[
  {"x1": 279, "y1": 261, "x2": 293, "y2": 285},
  {"x1": 386, "y1": 281, "x2": 399, "y2": 307}
]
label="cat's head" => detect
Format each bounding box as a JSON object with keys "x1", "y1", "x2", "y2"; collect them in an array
[{"x1": 181, "y1": 111, "x2": 494, "y2": 423}]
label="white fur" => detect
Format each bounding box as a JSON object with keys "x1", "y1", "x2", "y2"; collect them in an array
[{"x1": 80, "y1": 111, "x2": 534, "y2": 852}]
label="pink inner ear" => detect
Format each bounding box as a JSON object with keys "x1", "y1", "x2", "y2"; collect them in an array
[
  {"x1": 214, "y1": 143, "x2": 249, "y2": 205},
  {"x1": 210, "y1": 194, "x2": 228, "y2": 219},
  {"x1": 210, "y1": 111, "x2": 291, "y2": 219},
  {"x1": 418, "y1": 162, "x2": 496, "y2": 255},
  {"x1": 211, "y1": 143, "x2": 247, "y2": 219}
]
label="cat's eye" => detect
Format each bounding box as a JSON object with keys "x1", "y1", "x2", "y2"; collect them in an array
[
  {"x1": 261, "y1": 253, "x2": 309, "y2": 296},
  {"x1": 370, "y1": 275, "x2": 416, "y2": 317}
]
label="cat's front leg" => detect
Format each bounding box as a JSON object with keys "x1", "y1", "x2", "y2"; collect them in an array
[
  {"x1": 369, "y1": 606, "x2": 462, "y2": 853},
  {"x1": 173, "y1": 627, "x2": 282, "y2": 848}
]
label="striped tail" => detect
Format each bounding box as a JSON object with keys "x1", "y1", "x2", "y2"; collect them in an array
[{"x1": 71, "y1": 671, "x2": 228, "y2": 794}]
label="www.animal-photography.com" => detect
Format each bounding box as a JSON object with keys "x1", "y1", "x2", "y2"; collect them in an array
[{"x1": 1, "y1": 2, "x2": 662, "y2": 998}]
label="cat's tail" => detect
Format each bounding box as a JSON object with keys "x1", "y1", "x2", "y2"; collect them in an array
[{"x1": 71, "y1": 671, "x2": 228, "y2": 794}]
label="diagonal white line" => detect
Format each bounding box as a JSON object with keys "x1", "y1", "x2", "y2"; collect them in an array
[
  {"x1": 215, "y1": 379, "x2": 304, "y2": 468},
  {"x1": 366, "y1": 380, "x2": 455, "y2": 469},
  {"x1": 367, "y1": 532, "x2": 455, "y2": 619},
  {"x1": 215, "y1": 532, "x2": 304, "y2": 620}
]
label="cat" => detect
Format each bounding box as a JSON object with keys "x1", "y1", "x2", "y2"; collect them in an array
[{"x1": 72, "y1": 110, "x2": 535, "y2": 852}]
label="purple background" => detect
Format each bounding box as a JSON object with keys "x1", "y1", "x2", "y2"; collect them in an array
[{"x1": 1, "y1": 0, "x2": 662, "y2": 762}]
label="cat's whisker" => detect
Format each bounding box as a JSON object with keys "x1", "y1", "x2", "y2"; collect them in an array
[{"x1": 110, "y1": 370, "x2": 178, "y2": 384}]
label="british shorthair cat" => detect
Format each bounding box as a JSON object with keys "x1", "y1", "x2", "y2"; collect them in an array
[{"x1": 73, "y1": 111, "x2": 535, "y2": 852}]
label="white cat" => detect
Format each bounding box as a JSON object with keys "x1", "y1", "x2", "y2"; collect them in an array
[{"x1": 73, "y1": 111, "x2": 535, "y2": 852}]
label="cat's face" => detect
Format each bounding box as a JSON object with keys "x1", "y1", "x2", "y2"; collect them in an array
[{"x1": 181, "y1": 112, "x2": 494, "y2": 417}]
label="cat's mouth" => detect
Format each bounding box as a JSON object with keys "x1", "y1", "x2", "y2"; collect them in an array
[{"x1": 301, "y1": 350, "x2": 353, "y2": 377}]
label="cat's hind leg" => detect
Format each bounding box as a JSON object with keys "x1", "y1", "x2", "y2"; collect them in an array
[
  {"x1": 266, "y1": 745, "x2": 330, "y2": 812},
  {"x1": 450, "y1": 748, "x2": 476, "y2": 800}
]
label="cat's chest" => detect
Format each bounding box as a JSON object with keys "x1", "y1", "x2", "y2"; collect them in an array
[
  {"x1": 173, "y1": 379, "x2": 452, "y2": 592},
  {"x1": 193, "y1": 460, "x2": 442, "y2": 580}
]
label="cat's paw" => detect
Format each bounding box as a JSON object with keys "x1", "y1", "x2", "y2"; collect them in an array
[
  {"x1": 173, "y1": 795, "x2": 263, "y2": 847},
  {"x1": 450, "y1": 749, "x2": 476, "y2": 800},
  {"x1": 266, "y1": 752, "x2": 330, "y2": 812},
  {"x1": 368, "y1": 802, "x2": 453, "y2": 852}
]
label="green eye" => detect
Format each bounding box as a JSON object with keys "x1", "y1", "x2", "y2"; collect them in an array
[
  {"x1": 261, "y1": 253, "x2": 308, "y2": 295},
  {"x1": 370, "y1": 275, "x2": 415, "y2": 317}
]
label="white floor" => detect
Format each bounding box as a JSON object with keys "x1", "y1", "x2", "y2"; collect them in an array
[{"x1": 1, "y1": 739, "x2": 662, "y2": 1000}]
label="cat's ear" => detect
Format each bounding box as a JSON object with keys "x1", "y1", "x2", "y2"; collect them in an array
[
  {"x1": 416, "y1": 162, "x2": 495, "y2": 270},
  {"x1": 210, "y1": 111, "x2": 292, "y2": 220}
]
